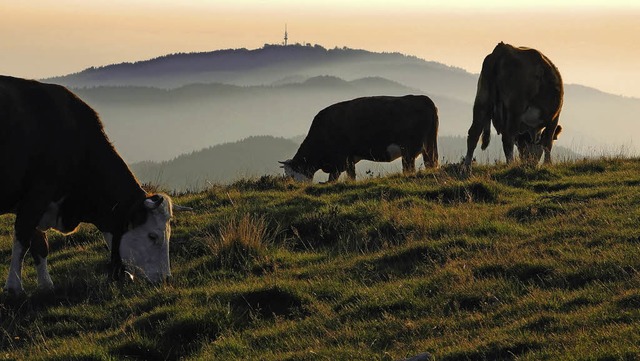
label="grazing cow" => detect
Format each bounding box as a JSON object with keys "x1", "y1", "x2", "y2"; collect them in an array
[
  {"x1": 463, "y1": 42, "x2": 563, "y2": 170},
  {"x1": 280, "y1": 95, "x2": 439, "y2": 182},
  {"x1": 0, "y1": 75, "x2": 177, "y2": 294}
]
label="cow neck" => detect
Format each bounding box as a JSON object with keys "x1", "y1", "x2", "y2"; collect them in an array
[
  {"x1": 293, "y1": 139, "x2": 321, "y2": 171},
  {"x1": 87, "y1": 135, "x2": 146, "y2": 280},
  {"x1": 83, "y1": 133, "x2": 147, "y2": 233}
]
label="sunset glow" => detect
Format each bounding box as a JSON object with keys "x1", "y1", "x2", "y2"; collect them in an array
[{"x1": 2, "y1": 1, "x2": 639, "y2": 97}]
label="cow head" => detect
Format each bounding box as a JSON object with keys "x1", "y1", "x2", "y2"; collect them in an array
[
  {"x1": 279, "y1": 159, "x2": 313, "y2": 182},
  {"x1": 118, "y1": 194, "x2": 174, "y2": 283}
]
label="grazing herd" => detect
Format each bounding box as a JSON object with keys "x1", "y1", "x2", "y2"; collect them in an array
[
  {"x1": 286, "y1": 42, "x2": 564, "y2": 181},
  {"x1": 1, "y1": 42, "x2": 563, "y2": 292}
]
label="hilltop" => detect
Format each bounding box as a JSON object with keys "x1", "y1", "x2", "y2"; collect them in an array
[
  {"x1": 48, "y1": 44, "x2": 474, "y2": 101},
  {"x1": 2, "y1": 159, "x2": 639, "y2": 359},
  {"x1": 43, "y1": 44, "x2": 640, "y2": 181}
]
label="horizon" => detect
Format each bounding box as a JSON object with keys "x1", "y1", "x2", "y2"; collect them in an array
[{"x1": 2, "y1": 1, "x2": 640, "y2": 98}]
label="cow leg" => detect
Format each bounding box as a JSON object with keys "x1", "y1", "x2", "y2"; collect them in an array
[
  {"x1": 346, "y1": 156, "x2": 357, "y2": 180},
  {"x1": 6, "y1": 230, "x2": 55, "y2": 292},
  {"x1": 328, "y1": 171, "x2": 341, "y2": 182},
  {"x1": 540, "y1": 116, "x2": 560, "y2": 164},
  {"x1": 30, "y1": 230, "x2": 54, "y2": 290},
  {"x1": 464, "y1": 104, "x2": 492, "y2": 168},
  {"x1": 402, "y1": 152, "x2": 416, "y2": 174},
  {"x1": 502, "y1": 135, "x2": 516, "y2": 164},
  {"x1": 5, "y1": 189, "x2": 55, "y2": 294},
  {"x1": 5, "y1": 235, "x2": 28, "y2": 295},
  {"x1": 464, "y1": 121, "x2": 484, "y2": 167},
  {"x1": 422, "y1": 136, "x2": 439, "y2": 169}
]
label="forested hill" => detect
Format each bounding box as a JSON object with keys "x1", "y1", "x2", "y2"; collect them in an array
[{"x1": 47, "y1": 44, "x2": 476, "y2": 102}]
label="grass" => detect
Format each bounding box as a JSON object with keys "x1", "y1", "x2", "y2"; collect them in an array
[{"x1": 1, "y1": 157, "x2": 640, "y2": 360}]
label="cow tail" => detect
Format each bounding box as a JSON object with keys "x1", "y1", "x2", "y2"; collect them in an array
[
  {"x1": 423, "y1": 106, "x2": 439, "y2": 168},
  {"x1": 480, "y1": 120, "x2": 491, "y2": 150}
]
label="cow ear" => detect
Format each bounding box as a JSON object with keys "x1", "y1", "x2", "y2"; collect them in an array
[
  {"x1": 279, "y1": 159, "x2": 292, "y2": 169},
  {"x1": 144, "y1": 194, "x2": 164, "y2": 210}
]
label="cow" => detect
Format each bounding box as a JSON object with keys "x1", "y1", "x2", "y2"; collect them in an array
[
  {"x1": 0, "y1": 75, "x2": 180, "y2": 295},
  {"x1": 463, "y1": 42, "x2": 563, "y2": 171},
  {"x1": 280, "y1": 95, "x2": 439, "y2": 182}
]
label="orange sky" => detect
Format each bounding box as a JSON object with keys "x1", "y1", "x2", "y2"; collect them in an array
[{"x1": 2, "y1": 1, "x2": 639, "y2": 98}]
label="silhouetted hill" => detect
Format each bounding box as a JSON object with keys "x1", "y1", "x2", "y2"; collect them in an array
[
  {"x1": 74, "y1": 77, "x2": 470, "y2": 162},
  {"x1": 561, "y1": 84, "x2": 640, "y2": 153},
  {"x1": 131, "y1": 135, "x2": 581, "y2": 190},
  {"x1": 130, "y1": 135, "x2": 299, "y2": 190},
  {"x1": 43, "y1": 44, "x2": 639, "y2": 164},
  {"x1": 48, "y1": 44, "x2": 476, "y2": 102}
]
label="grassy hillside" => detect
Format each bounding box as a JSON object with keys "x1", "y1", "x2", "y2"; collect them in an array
[
  {"x1": 129, "y1": 135, "x2": 582, "y2": 191},
  {"x1": 2, "y1": 159, "x2": 640, "y2": 360}
]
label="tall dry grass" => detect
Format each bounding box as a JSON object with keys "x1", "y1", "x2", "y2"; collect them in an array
[{"x1": 203, "y1": 213, "x2": 271, "y2": 271}]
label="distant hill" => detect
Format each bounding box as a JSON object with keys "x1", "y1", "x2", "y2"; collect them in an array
[
  {"x1": 48, "y1": 44, "x2": 475, "y2": 102},
  {"x1": 74, "y1": 76, "x2": 471, "y2": 163},
  {"x1": 131, "y1": 135, "x2": 299, "y2": 191},
  {"x1": 44, "y1": 44, "x2": 640, "y2": 165},
  {"x1": 130, "y1": 135, "x2": 581, "y2": 191}
]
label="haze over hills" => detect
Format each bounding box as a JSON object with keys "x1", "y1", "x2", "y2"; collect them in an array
[
  {"x1": 130, "y1": 135, "x2": 582, "y2": 191},
  {"x1": 44, "y1": 44, "x2": 640, "y2": 185},
  {"x1": 48, "y1": 44, "x2": 475, "y2": 102},
  {"x1": 72, "y1": 76, "x2": 472, "y2": 162}
]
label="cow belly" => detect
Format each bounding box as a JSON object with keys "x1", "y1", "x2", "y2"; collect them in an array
[{"x1": 356, "y1": 143, "x2": 402, "y2": 162}]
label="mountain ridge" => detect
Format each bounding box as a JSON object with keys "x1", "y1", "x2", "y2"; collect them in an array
[
  {"x1": 38, "y1": 44, "x2": 640, "y2": 170},
  {"x1": 47, "y1": 44, "x2": 468, "y2": 90}
]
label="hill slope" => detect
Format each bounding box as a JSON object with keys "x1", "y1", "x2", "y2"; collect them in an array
[
  {"x1": 2, "y1": 159, "x2": 640, "y2": 359},
  {"x1": 130, "y1": 135, "x2": 582, "y2": 190},
  {"x1": 131, "y1": 135, "x2": 301, "y2": 190}
]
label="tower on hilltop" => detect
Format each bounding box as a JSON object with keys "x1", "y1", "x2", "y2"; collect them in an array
[{"x1": 283, "y1": 24, "x2": 288, "y2": 46}]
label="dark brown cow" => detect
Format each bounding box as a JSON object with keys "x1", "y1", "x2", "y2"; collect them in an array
[
  {"x1": 280, "y1": 95, "x2": 439, "y2": 182},
  {"x1": 463, "y1": 42, "x2": 563, "y2": 170},
  {"x1": 0, "y1": 75, "x2": 177, "y2": 294}
]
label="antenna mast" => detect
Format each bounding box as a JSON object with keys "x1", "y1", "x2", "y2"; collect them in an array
[{"x1": 284, "y1": 24, "x2": 288, "y2": 46}]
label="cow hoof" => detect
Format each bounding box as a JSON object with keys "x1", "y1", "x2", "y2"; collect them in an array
[{"x1": 459, "y1": 164, "x2": 472, "y2": 178}]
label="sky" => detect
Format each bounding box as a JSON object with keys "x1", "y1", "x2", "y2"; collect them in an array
[{"x1": 2, "y1": 1, "x2": 640, "y2": 98}]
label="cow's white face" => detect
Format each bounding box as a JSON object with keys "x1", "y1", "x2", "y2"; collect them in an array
[
  {"x1": 119, "y1": 194, "x2": 173, "y2": 283},
  {"x1": 282, "y1": 162, "x2": 312, "y2": 182}
]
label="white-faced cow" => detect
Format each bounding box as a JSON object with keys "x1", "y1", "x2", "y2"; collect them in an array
[
  {"x1": 463, "y1": 42, "x2": 563, "y2": 171},
  {"x1": 280, "y1": 95, "x2": 439, "y2": 182},
  {"x1": 0, "y1": 75, "x2": 178, "y2": 294}
]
